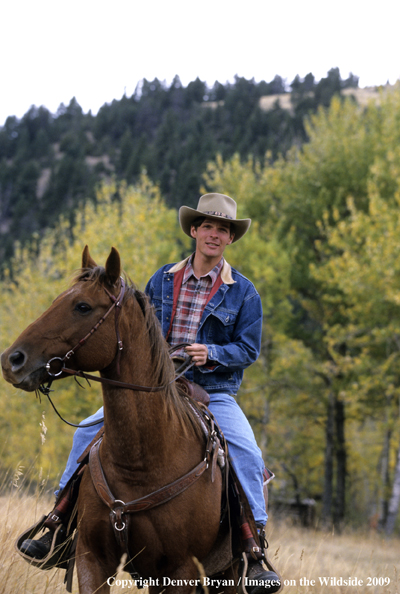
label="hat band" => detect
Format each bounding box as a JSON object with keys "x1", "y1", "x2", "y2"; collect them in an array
[{"x1": 202, "y1": 210, "x2": 233, "y2": 220}]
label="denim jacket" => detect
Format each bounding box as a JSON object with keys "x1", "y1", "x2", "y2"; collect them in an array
[{"x1": 145, "y1": 256, "x2": 263, "y2": 394}]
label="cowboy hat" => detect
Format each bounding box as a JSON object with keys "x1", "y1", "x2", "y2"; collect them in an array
[{"x1": 179, "y1": 193, "x2": 251, "y2": 243}]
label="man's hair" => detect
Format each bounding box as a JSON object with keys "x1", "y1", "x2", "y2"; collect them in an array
[
  {"x1": 191, "y1": 216, "x2": 233, "y2": 236},
  {"x1": 191, "y1": 216, "x2": 206, "y2": 230}
]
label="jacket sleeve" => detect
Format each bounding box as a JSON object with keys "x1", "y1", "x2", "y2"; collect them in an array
[
  {"x1": 144, "y1": 276, "x2": 153, "y2": 300},
  {"x1": 144, "y1": 266, "x2": 164, "y2": 302},
  {"x1": 202, "y1": 289, "x2": 263, "y2": 373}
]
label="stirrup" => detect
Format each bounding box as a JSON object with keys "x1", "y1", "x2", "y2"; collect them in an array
[
  {"x1": 20, "y1": 528, "x2": 59, "y2": 559},
  {"x1": 15, "y1": 514, "x2": 75, "y2": 571},
  {"x1": 238, "y1": 542, "x2": 283, "y2": 594}
]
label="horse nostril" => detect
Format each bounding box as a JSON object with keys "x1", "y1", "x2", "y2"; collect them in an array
[{"x1": 9, "y1": 350, "x2": 26, "y2": 371}]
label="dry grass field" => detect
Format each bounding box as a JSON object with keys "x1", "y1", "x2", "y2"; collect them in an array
[
  {"x1": 258, "y1": 86, "x2": 394, "y2": 115},
  {"x1": 266, "y1": 520, "x2": 399, "y2": 594},
  {"x1": 1, "y1": 485, "x2": 399, "y2": 594},
  {"x1": 202, "y1": 86, "x2": 395, "y2": 118}
]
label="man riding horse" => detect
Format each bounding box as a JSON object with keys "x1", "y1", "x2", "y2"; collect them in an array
[{"x1": 20, "y1": 193, "x2": 281, "y2": 593}]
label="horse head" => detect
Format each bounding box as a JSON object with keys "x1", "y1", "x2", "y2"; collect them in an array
[{"x1": 1, "y1": 245, "x2": 126, "y2": 392}]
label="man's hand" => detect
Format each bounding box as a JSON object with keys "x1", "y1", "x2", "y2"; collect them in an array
[{"x1": 185, "y1": 343, "x2": 209, "y2": 367}]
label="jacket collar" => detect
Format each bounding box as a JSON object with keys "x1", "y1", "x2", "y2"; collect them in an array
[{"x1": 167, "y1": 256, "x2": 235, "y2": 285}]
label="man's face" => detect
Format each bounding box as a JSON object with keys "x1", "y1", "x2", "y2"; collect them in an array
[{"x1": 190, "y1": 218, "x2": 234, "y2": 260}]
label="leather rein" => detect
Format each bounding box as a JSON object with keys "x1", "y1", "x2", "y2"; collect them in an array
[{"x1": 38, "y1": 277, "x2": 193, "y2": 427}]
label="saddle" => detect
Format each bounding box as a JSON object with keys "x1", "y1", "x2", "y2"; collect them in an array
[
  {"x1": 171, "y1": 352, "x2": 210, "y2": 406},
  {"x1": 176, "y1": 374, "x2": 210, "y2": 406},
  {"x1": 15, "y1": 379, "x2": 280, "y2": 593}
]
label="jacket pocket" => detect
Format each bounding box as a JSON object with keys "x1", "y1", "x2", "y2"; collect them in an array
[
  {"x1": 205, "y1": 310, "x2": 237, "y2": 343},
  {"x1": 209, "y1": 309, "x2": 237, "y2": 326}
]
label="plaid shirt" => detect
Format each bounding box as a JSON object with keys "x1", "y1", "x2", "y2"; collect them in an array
[{"x1": 169, "y1": 256, "x2": 224, "y2": 351}]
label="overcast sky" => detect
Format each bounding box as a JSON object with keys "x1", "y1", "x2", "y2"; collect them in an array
[{"x1": 1, "y1": 0, "x2": 399, "y2": 126}]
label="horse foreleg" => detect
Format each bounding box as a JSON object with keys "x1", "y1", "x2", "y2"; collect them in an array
[{"x1": 75, "y1": 538, "x2": 112, "y2": 594}]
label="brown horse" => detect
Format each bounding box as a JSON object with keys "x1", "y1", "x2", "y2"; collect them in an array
[{"x1": 1, "y1": 246, "x2": 238, "y2": 594}]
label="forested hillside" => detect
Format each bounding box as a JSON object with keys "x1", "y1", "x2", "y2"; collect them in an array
[{"x1": 0, "y1": 68, "x2": 359, "y2": 271}]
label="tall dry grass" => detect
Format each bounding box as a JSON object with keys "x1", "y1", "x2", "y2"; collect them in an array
[
  {"x1": 0, "y1": 465, "x2": 130, "y2": 594},
  {"x1": 0, "y1": 471, "x2": 399, "y2": 593},
  {"x1": 266, "y1": 520, "x2": 399, "y2": 594}
]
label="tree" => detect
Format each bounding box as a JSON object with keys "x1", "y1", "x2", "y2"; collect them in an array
[
  {"x1": 267, "y1": 75, "x2": 286, "y2": 95},
  {"x1": 386, "y1": 448, "x2": 400, "y2": 534},
  {"x1": 315, "y1": 67, "x2": 342, "y2": 107},
  {"x1": 185, "y1": 77, "x2": 207, "y2": 105},
  {"x1": 313, "y1": 187, "x2": 400, "y2": 532}
]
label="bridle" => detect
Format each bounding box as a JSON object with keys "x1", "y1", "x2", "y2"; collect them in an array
[{"x1": 38, "y1": 277, "x2": 193, "y2": 428}]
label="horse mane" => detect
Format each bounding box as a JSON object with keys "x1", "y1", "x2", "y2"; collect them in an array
[{"x1": 73, "y1": 266, "x2": 203, "y2": 438}]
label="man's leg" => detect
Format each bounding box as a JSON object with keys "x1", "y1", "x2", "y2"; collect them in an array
[
  {"x1": 208, "y1": 392, "x2": 267, "y2": 525},
  {"x1": 208, "y1": 393, "x2": 280, "y2": 594},
  {"x1": 57, "y1": 407, "x2": 105, "y2": 494}
]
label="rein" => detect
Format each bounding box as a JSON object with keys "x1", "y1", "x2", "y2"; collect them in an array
[
  {"x1": 37, "y1": 275, "x2": 194, "y2": 427},
  {"x1": 41, "y1": 354, "x2": 194, "y2": 428}
]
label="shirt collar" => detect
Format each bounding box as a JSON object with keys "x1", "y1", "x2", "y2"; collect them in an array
[
  {"x1": 167, "y1": 256, "x2": 235, "y2": 284},
  {"x1": 182, "y1": 254, "x2": 224, "y2": 287}
]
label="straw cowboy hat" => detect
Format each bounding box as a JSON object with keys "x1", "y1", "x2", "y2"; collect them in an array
[{"x1": 179, "y1": 193, "x2": 251, "y2": 243}]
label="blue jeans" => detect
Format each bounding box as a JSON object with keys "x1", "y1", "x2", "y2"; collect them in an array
[
  {"x1": 57, "y1": 393, "x2": 268, "y2": 526},
  {"x1": 57, "y1": 406, "x2": 105, "y2": 496}
]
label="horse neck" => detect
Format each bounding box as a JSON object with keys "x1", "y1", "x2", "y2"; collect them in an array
[{"x1": 98, "y1": 298, "x2": 181, "y2": 464}]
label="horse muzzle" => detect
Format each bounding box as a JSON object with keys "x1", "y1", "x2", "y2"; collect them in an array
[{"x1": 1, "y1": 347, "x2": 49, "y2": 391}]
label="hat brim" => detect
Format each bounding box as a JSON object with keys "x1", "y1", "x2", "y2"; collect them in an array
[{"x1": 179, "y1": 206, "x2": 251, "y2": 243}]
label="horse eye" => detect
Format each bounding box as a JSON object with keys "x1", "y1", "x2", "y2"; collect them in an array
[{"x1": 75, "y1": 302, "x2": 92, "y2": 314}]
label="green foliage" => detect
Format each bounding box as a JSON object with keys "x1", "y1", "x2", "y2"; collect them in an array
[{"x1": 313, "y1": 187, "x2": 400, "y2": 411}]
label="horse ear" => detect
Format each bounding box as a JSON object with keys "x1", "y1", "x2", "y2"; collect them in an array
[
  {"x1": 105, "y1": 247, "x2": 121, "y2": 286},
  {"x1": 82, "y1": 245, "x2": 97, "y2": 269}
]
